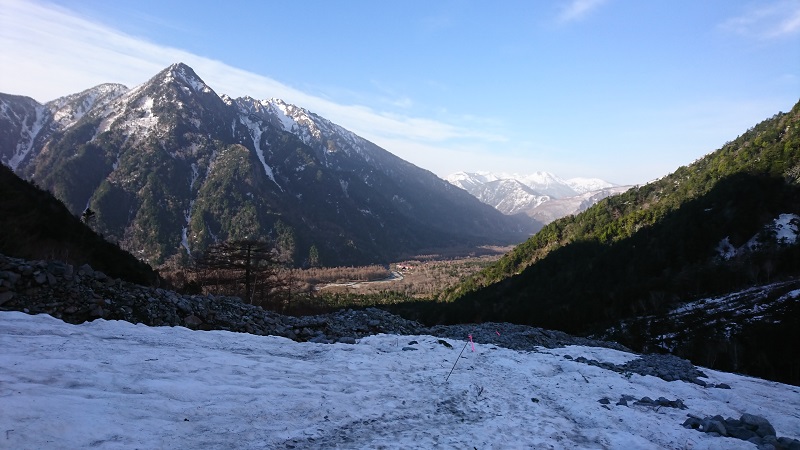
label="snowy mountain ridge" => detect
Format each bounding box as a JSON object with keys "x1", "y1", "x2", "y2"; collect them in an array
[
  {"x1": 446, "y1": 171, "x2": 630, "y2": 225},
  {"x1": 447, "y1": 171, "x2": 616, "y2": 198}
]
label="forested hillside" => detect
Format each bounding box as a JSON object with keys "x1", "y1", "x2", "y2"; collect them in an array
[
  {"x1": 442, "y1": 101, "x2": 800, "y2": 306},
  {"x1": 419, "y1": 101, "x2": 800, "y2": 331}
]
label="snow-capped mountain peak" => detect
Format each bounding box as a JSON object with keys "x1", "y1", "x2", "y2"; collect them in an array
[
  {"x1": 446, "y1": 171, "x2": 629, "y2": 226},
  {"x1": 161, "y1": 62, "x2": 214, "y2": 95},
  {"x1": 566, "y1": 177, "x2": 616, "y2": 194}
]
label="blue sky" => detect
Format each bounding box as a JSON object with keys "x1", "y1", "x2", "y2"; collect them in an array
[{"x1": 1, "y1": 0, "x2": 799, "y2": 185}]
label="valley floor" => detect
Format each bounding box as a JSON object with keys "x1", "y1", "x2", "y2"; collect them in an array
[{"x1": 1, "y1": 311, "x2": 799, "y2": 449}]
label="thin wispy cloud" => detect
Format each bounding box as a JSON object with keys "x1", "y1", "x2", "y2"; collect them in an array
[
  {"x1": 0, "y1": 0, "x2": 505, "y2": 172},
  {"x1": 557, "y1": 0, "x2": 609, "y2": 24},
  {"x1": 719, "y1": 0, "x2": 800, "y2": 39}
]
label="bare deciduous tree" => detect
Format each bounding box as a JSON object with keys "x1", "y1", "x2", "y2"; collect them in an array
[{"x1": 194, "y1": 239, "x2": 289, "y2": 306}]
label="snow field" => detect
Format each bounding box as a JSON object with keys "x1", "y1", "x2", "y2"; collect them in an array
[{"x1": 1, "y1": 311, "x2": 798, "y2": 449}]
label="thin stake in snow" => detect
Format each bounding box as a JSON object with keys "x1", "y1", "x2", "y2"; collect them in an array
[
  {"x1": 445, "y1": 338, "x2": 471, "y2": 382},
  {"x1": 469, "y1": 334, "x2": 475, "y2": 352}
]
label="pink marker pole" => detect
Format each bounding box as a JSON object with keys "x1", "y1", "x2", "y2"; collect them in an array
[
  {"x1": 496, "y1": 330, "x2": 501, "y2": 336},
  {"x1": 469, "y1": 334, "x2": 475, "y2": 352}
]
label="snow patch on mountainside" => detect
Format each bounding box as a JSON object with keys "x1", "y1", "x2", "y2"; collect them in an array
[
  {"x1": 642, "y1": 280, "x2": 800, "y2": 353},
  {"x1": 239, "y1": 114, "x2": 283, "y2": 191},
  {"x1": 93, "y1": 85, "x2": 158, "y2": 140},
  {"x1": 267, "y1": 98, "x2": 368, "y2": 160},
  {"x1": 773, "y1": 213, "x2": 799, "y2": 245},
  {"x1": 181, "y1": 163, "x2": 200, "y2": 256},
  {"x1": 129, "y1": 96, "x2": 158, "y2": 134},
  {"x1": 717, "y1": 213, "x2": 800, "y2": 260},
  {"x1": 48, "y1": 84, "x2": 128, "y2": 129},
  {"x1": 267, "y1": 99, "x2": 298, "y2": 132},
  {"x1": 670, "y1": 282, "x2": 799, "y2": 320},
  {"x1": 4, "y1": 103, "x2": 47, "y2": 171}
]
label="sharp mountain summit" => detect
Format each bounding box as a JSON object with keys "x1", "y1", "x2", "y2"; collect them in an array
[{"x1": 0, "y1": 63, "x2": 534, "y2": 266}]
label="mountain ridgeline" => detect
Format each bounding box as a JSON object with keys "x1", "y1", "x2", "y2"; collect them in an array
[
  {"x1": 0, "y1": 63, "x2": 534, "y2": 267},
  {"x1": 445, "y1": 171, "x2": 632, "y2": 226}
]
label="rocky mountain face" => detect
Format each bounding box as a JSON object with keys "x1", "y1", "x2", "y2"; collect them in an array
[
  {"x1": 0, "y1": 63, "x2": 533, "y2": 267},
  {"x1": 446, "y1": 171, "x2": 630, "y2": 225}
]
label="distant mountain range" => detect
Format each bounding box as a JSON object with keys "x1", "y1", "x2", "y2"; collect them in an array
[
  {"x1": 446, "y1": 171, "x2": 631, "y2": 224},
  {"x1": 0, "y1": 63, "x2": 534, "y2": 267}
]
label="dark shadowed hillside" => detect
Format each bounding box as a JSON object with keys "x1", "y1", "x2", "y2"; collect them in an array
[{"x1": 0, "y1": 163, "x2": 158, "y2": 285}]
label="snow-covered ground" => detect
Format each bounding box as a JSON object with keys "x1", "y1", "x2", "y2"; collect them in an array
[{"x1": 1, "y1": 312, "x2": 798, "y2": 449}]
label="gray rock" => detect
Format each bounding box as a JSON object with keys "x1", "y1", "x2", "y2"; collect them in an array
[
  {"x1": 89, "y1": 305, "x2": 104, "y2": 317},
  {"x1": 707, "y1": 420, "x2": 727, "y2": 436},
  {"x1": 184, "y1": 315, "x2": 203, "y2": 327},
  {"x1": 683, "y1": 417, "x2": 702, "y2": 430},
  {"x1": 47, "y1": 261, "x2": 69, "y2": 276},
  {"x1": 685, "y1": 413, "x2": 794, "y2": 448},
  {"x1": 0, "y1": 270, "x2": 21, "y2": 284},
  {"x1": 778, "y1": 437, "x2": 800, "y2": 450},
  {"x1": 762, "y1": 435, "x2": 779, "y2": 446},
  {"x1": 729, "y1": 427, "x2": 757, "y2": 441},
  {"x1": 337, "y1": 336, "x2": 356, "y2": 345},
  {"x1": 437, "y1": 340, "x2": 453, "y2": 348},
  {"x1": 0, "y1": 291, "x2": 14, "y2": 306},
  {"x1": 742, "y1": 413, "x2": 776, "y2": 438},
  {"x1": 78, "y1": 264, "x2": 94, "y2": 277},
  {"x1": 175, "y1": 298, "x2": 193, "y2": 314}
]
